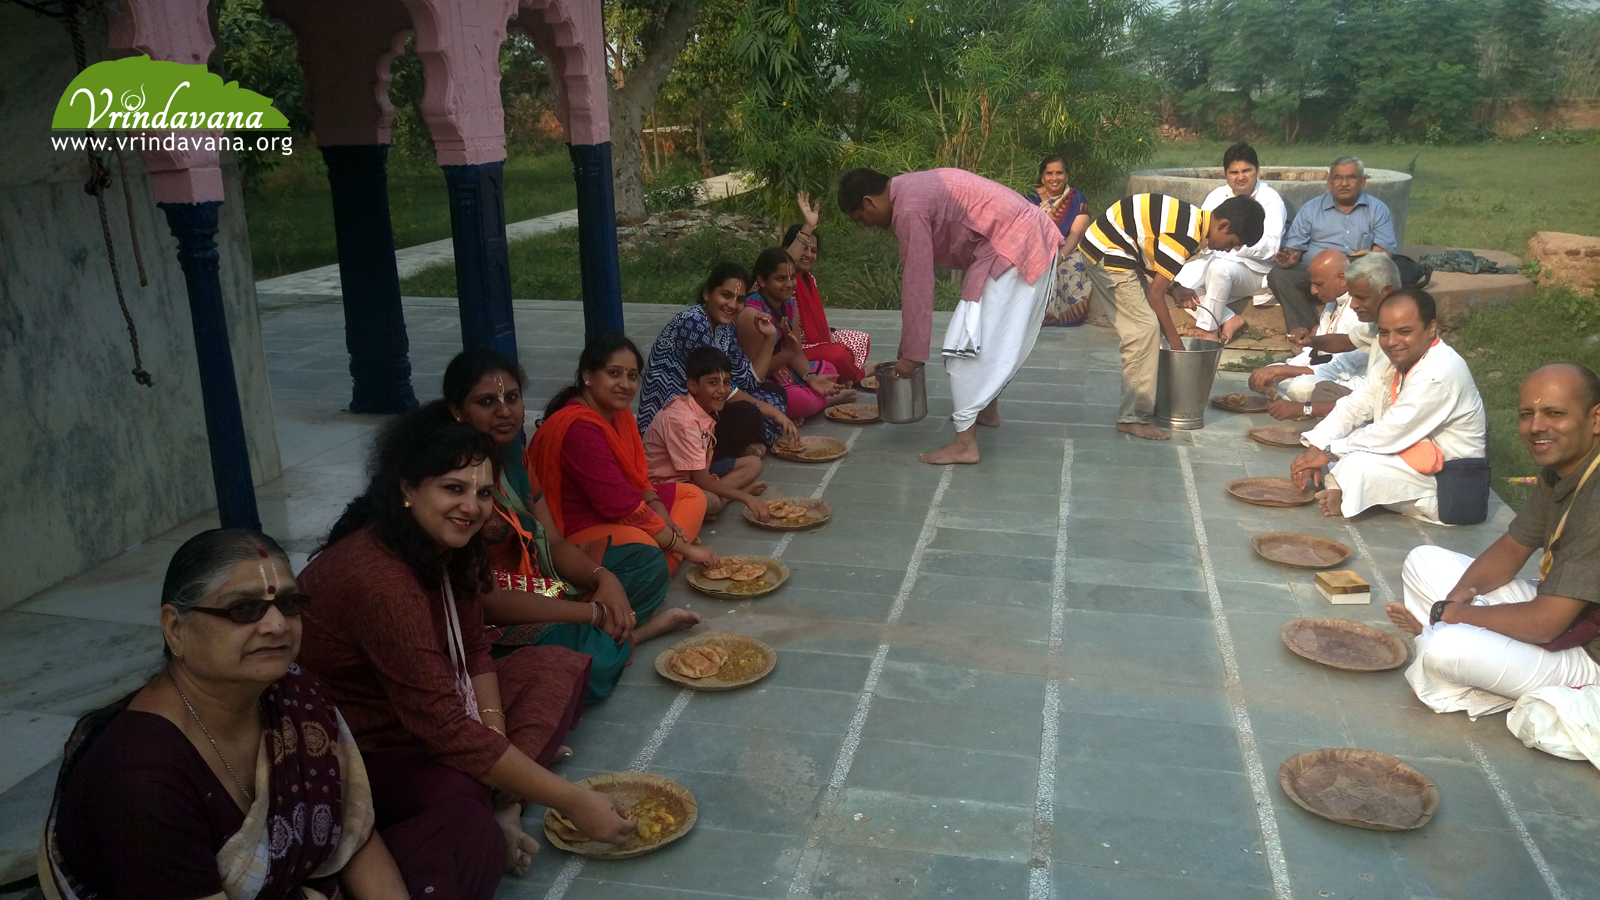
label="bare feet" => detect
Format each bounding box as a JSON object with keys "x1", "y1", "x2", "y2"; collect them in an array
[
  {"x1": 1221, "y1": 317, "x2": 1248, "y2": 344},
  {"x1": 747, "y1": 480, "x2": 769, "y2": 496},
  {"x1": 919, "y1": 439, "x2": 981, "y2": 465},
  {"x1": 553, "y1": 744, "x2": 574, "y2": 761},
  {"x1": 1315, "y1": 488, "x2": 1343, "y2": 517},
  {"x1": 1386, "y1": 602, "x2": 1423, "y2": 637},
  {"x1": 826, "y1": 389, "x2": 859, "y2": 407},
  {"x1": 494, "y1": 802, "x2": 539, "y2": 876},
  {"x1": 633, "y1": 606, "x2": 702, "y2": 644},
  {"x1": 976, "y1": 399, "x2": 1001, "y2": 428},
  {"x1": 1117, "y1": 422, "x2": 1170, "y2": 441}
]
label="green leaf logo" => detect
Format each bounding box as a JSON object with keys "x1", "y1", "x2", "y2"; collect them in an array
[{"x1": 52, "y1": 55, "x2": 289, "y2": 131}]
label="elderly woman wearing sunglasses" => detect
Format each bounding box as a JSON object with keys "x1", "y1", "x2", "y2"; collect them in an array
[{"x1": 39, "y1": 528, "x2": 486, "y2": 900}]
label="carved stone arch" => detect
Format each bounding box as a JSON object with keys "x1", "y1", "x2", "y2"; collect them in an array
[
  {"x1": 398, "y1": 0, "x2": 520, "y2": 165},
  {"x1": 261, "y1": 0, "x2": 414, "y2": 147},
  {"x1": 104, "y1": 0, "x2": 222, "y2": 202},
  {"x1": 511, "y1": 0, "x2": 610, "y2": 146}
]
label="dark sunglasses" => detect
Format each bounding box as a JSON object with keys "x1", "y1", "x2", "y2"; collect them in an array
[{"x1": 190, "y1": 592, "x2": 312, "y2": 624}]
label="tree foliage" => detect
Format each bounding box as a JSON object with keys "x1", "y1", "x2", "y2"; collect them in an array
[
  {"x1": 730, "y1": 0, "x2": 1157, "y2": 210},
  {"x1": 1138, "y1": 0, "x2": 1594, "y2": 145}
]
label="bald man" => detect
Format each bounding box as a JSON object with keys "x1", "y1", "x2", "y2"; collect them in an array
[
  {"x1": 1246, "y1": 249, "x2": 1364, "y2": 406},
  {"x1": 1390, "y1": 363, "x2": 1600, "y2": 717}
]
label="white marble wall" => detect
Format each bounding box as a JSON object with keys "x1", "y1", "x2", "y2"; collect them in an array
[{"x1": 0, "y1": 7, "x2": 282, "y2": 610}]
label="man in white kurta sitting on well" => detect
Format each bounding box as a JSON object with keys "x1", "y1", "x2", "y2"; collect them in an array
[
  {"x1": 1169, "y1": 142, "x2": 1286, "y2": 344},
  {"x1": 1388, "y1": 363, "x2": 1600, "y2": 718},
  {"x1": 1289, "y1": 288, "x2": 1486, "y2": 522}
]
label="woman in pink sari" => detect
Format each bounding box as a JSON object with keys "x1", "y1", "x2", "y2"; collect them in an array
[{"x1": 782, "y1": 193, "x2": 872, "y2": 383}]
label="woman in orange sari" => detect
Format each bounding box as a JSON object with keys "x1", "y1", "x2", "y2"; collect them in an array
[{"x1": 528, "y1": 335, "x2": 720, "y2": 575}]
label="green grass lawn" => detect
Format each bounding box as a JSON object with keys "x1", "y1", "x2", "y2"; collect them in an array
[
  {"x1": 389, "y1": 139, "x2": 1599, "y2": 509},
  {"x1": 398, "y1": 139, "x2": 1599, "y2": 304},
  {"x1": 1450, "y1": 286, "x2": 1600, "y2": 509},
  {"x1": 1148, "y1": 139, "x2": 1600, "y2": 257},
  {"x1": 246, "y1": 148, "x2": 577, "y2": 279},
  {"x1": 398, "y1": 199, "x2": 964, "y2": 309}
]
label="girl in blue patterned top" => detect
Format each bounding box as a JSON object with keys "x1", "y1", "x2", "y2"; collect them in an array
[{"x1": 639, "y1": 261, "x2": 796, "y2": 455}]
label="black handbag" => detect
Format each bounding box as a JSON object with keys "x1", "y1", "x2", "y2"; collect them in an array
[
  {"x1": 1392, "y1": 254, "x2": 1433, "y2": 289},
  {"x1": 1435, "y1": 457, "x2": 1490, "y2": 525}
]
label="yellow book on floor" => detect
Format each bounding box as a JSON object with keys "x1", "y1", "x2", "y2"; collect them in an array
[{"x1": 1315, "y1": 570, "x2": 1371, "y2": 605}]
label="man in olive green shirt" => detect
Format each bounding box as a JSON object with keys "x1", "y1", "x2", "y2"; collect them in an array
[{"x1": 1389, "y1": 363, "x2": 1600, "y2": 717}]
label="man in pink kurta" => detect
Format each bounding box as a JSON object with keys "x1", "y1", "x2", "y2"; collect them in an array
[{"x1": 839, "y1": 167, "x2": 1062, "y2": 464}]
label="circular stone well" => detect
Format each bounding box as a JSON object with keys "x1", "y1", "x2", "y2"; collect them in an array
[{"x1": 1125, "y1": 166, "x2": 1413, "y2": 246}]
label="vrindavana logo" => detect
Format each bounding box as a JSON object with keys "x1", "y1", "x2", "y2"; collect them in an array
[{"x1": 52, "y1": 56, "x2": 288, "y2": 131}]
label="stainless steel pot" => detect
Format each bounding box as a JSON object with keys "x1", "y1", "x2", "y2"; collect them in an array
[
  {"x1": 1154, "y1": 337, "x2": 1224, "y2": 430},
  {"x1": 875, "y1": 361, "x2": 928, "y2": 424}
]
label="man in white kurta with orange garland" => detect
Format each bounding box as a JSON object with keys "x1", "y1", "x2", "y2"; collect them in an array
[
  {"x1": 1169, "y1": 142, "x2": 1287, "y2": 344},
  {"x1": 1289, "y1": 288, "x2": 1487, "y2": 522}
]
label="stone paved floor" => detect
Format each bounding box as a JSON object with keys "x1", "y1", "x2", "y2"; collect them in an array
[{"x1": 3, "y1": 291, "x2": 1599, "y2": 899}]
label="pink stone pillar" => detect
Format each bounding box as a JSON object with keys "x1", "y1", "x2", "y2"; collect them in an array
[
  {"x1": 105, "y1": 0, "x2": 257, "y2": 528},
  {"x1": 401, "y1": 0, "x2": 523, "y2": 355},
  {"x1": 514, "y1": 0, "x2": 622, "y2": 339},
  {"x1": 264, "y1": 0, "x2": 420, "y2": 412}
]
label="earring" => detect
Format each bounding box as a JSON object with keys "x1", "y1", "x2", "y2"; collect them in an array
[{"x1": 403, "y1": 501, "x2": 411, "y2": 508}]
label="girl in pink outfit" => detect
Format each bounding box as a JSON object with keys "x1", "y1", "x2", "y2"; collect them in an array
[{"x1": 738, "y1": 247, "x2": 856, "y2": 419}]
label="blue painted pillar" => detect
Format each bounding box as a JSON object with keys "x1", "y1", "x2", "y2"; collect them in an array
[
  {"x1": 158, "y1": 201, "x2": 262, "y2": 531},
  {"x1": 322, "y1": 144, "x2": 418, "y2": 414},
  {"x1": 441, "y1": 161, "x2": 518, "y2": 359},
  {"x1": 569, "y1": 141, "x2": 625, "y2": 341}
]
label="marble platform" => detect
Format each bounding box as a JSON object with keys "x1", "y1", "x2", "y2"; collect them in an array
[{"x1": 1, "y1": 294, "x2": 1595, "y2": 900}]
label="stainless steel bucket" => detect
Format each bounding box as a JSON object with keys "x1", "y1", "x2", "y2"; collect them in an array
[
  {"x1": 1154, "y1": 337, "x2": 1224, "y2": 430},
  {"x1": 875, "y1": 361, "x2": 928, "y2": 424}
]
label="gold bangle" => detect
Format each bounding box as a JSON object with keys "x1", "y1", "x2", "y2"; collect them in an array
[
  {"x1": 487, "y1": 725, "x2": 506, "y2": 737},
  {"x1": 478, "y1": 708, "x2": 504, "y2": 716}
]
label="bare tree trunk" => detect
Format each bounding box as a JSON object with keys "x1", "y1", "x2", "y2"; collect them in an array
[
  {"x1": 610, "y1": 0, "x2": 698, "y2": 224},
  {"x1": 650, "y1": 108, "x2": 660, "y2": 174},
  {"x1": 694, "y1": 109, "x2": 713, "y2": 177}
]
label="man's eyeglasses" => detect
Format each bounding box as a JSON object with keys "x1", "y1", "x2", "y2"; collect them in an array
[
  {"x1": 1329, "y1": 175, "x2": 1364, "y2": 183},
  {"x1": 190, "y1": 592, "x2": 312, "y2": 624}
]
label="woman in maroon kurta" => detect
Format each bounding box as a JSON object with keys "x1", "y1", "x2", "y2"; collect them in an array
[{"x1": 298, "y1": 407, "x2": 635, "y2": 884}]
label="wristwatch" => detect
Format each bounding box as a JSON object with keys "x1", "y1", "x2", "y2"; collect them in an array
[
  {"x1": 1429, "y1": 599, "x2": 1452, "y2": 626},
  {"x1": 1301, "y1": 403, "x2": 1314, "y2": 420}
]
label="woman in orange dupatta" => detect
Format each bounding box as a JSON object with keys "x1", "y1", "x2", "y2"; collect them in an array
[{"x1": 527, "y1": 335, "x2": 720, "y2": 576}]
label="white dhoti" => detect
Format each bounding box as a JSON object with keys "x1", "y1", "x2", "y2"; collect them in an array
[
  {"x1": 1326, "y1": 450, "x2": 1440, "y2": 523},
  {"x1": 1401, "y1": 545, "x2": 1600, "y2": 718},
  {"x1": 1176, "y1": 255, "x2": 1267, "y2": 331},
  {"x1": 942, "y1": 254, "x2": 1053, "y2": 431}
]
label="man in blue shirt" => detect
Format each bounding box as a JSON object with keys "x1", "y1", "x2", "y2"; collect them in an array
[{"x1": 1268, "y1": 157, "x2": 1397, "y2": 332}]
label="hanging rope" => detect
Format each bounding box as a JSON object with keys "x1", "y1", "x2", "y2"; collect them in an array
[
  {"x1": 115, "y1": 146, "x2": 149, "y2": 287},
  {"x1": 61, "y1": 2, "x2": 153, "y2": 385}
]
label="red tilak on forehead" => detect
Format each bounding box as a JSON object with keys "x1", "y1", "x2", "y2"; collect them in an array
[
  {"x1": 258, "y1": 548, "x2": 269, "y2": 558},
  {"x1": 267, "y1": 585, "x2": 277, "y2": 595}
]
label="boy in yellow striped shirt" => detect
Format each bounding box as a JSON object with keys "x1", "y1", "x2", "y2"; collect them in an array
[{"x1": 1083, "y1": 193, "x2": 1264, "y2": 440}]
